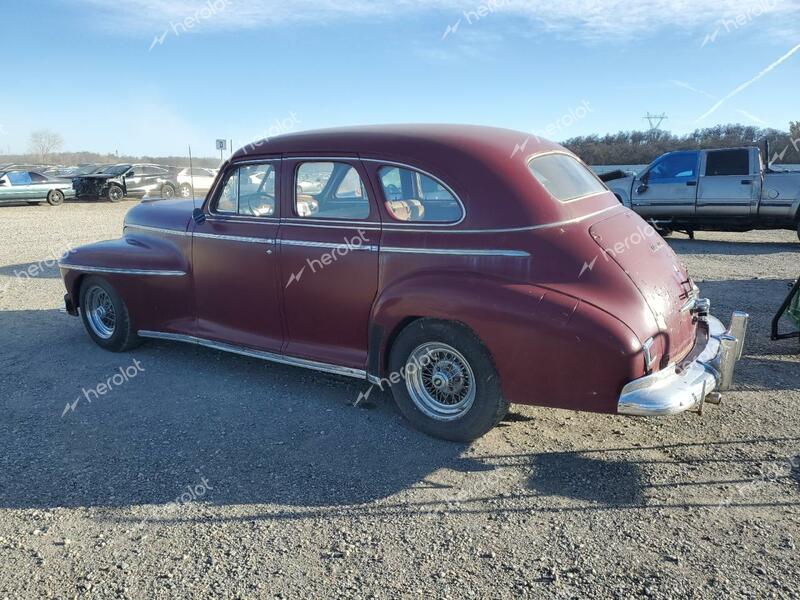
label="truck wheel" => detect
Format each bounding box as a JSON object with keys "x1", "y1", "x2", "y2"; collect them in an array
[
  {"x1": 107, "y1": 185, "x2": 124, "y2": 203},
  {"x1": 161, "y1": 184, "x2": 176, "y2": 199},
  {"x1": 46, "y1": 189, "x2": 65, "y2": 206},
  {"x1": 79, "y1": 276, "x2": 141, "y2": 352},
  {"x1": 180, "y1": 183, "x2": 192, "y2": 198},
  {"x1": 388, "y1": 319, "x2": 508, "y2": 442}
]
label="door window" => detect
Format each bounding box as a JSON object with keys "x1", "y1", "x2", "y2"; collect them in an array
[
  {"x1": 29, "y1": 172, "x2": 48, "y2": 182},
  {"x1": 378, "y1": 166, "x2": 463, "y2": 222},
  {"x1": 295, "y1": 162, "x2": 370, "y2": 219},
  {"x1": 705, "y1": 149, "x2": 749, "y2": 176},
  {"x1": 646, "y1": 152, "x2": 699, "y2": 183},
  {"x1": 213, "y1": 163, "x2": 277, "y2": 218},
  {"x1": 8, "y1": 172, "x2": 32, "y2": 185}
]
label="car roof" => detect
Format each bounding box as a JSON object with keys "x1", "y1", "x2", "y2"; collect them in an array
[{"x1": 229, "y1": 124, "x2": 599, "y2": 229}]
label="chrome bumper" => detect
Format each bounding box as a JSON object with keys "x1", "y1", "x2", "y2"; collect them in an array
[{"x1": 618, "y1": 310, "x2": 749, "y2": 416}]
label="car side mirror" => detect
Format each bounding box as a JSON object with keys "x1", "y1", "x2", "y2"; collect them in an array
[
  {"x1": 192, "y1": 207, "x2": 206, "y2": 224},
  {"x1": 0, "y1": 180, "x2": 6, "y2": 186},
  {"x1": 637, "y1": 183, "x2": 649, "y2": 194},
  {"x1": 126, "y1": 171, "x2": 135, "y2": 178}
]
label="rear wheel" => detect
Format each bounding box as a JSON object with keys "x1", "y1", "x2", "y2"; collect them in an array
[
  {"x1": 180, "y1": 183, "x2": 192, "y2": 198},
  {"x1": 46, "y1": 189, "x2": 65, "y2": 206},
  {"x1": 388, "y1": 319, "x2": 508, "y2": 442},
  {"x1": 79, "y1": 276, "x2": 141, "y2": 352},
  {"x1": 107, "y1": 184, "x2": 124, "y2": 203}
]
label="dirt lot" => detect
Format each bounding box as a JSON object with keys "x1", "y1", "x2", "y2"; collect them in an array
[{"x1": 0, "y1": 200, "x2": 798, "y2": 599}]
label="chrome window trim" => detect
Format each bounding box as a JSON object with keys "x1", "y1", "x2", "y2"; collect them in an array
[
  {"x1": 137, "y1": 330, "x2": 367, "y2": 379},
  {"x1": 281, "y1": 220, "x2": 381, "y2": 231},
  {"x1": 281, "y1": 239, "x2": 378, "y2": 252},
  {"x1": 381, "y1": 247, "x2": 529, "y2": 257},
  {"x1": 362, "y1": 158, "x2": 466, "y2": 227},
  {"x1": 57, "y1": 264, "x2": 187, "y2": 276}
]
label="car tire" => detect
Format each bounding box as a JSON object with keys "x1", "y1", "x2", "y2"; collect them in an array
[
  {"x1": 46, "y1": 189, "x2": 65, "y2": 206},
  {"x1": 180, "y1": 183, "x2": 192, "y2": 198},
  {"x1": 161, "y1": 184, "x2": 176, "y2": 199},
  {"x1": 79, "y1": 276, "x2": 142, "y2": 352},
  {"x1": 659, "y1": 229, "x2": 673, "y2": 238},
  {"x1": 107, "y1": 184, "x2": 124, "y2": 203},
  {"x1": 388, "y1": 319, "x2": 508, "y2": 442}
]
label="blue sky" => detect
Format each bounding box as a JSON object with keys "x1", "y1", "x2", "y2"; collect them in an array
[{"x1": 1, "y1": 0, "x2": 799, "y2": 156}]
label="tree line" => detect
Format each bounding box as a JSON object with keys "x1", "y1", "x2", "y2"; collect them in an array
[{"x1": 564, "y1": 122, "x2": 800, "y2": 166}]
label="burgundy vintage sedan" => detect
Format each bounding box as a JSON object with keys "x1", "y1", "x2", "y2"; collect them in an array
[{"x1": 59, "y1": 125, "x2": 748, "y2": 441}]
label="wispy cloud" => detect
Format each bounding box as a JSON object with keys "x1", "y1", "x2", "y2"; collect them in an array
[
  {"x1": 697, "y1": 42, "x2": 800, "y2": 121},
  {"x1": 670, "y1": 79, "x2": 717, "y2": 101},
  {"x1": 74, "y1": 0, "x2": 800, "y2": 42}
]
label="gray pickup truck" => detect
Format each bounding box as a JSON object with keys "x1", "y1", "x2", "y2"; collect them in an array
[{"x1": 602, "y1": 146, "x2": 800, "y2": 240}]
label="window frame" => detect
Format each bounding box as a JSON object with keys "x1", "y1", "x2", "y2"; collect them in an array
[
  {"x1": 207, "y1": 159, "x2": 280, "y2": 220},
  {"x1": 643, "y1": 151, "x2": 700, "y2": 183},
  {"x1": 370, "y1": 159, "x2": 466, "y2": 227},
  {"x1": 293, "y1": 160, "x2": 373, "y2": 221},
  {"x1": 527, "y1": 151, "x2": 608, "y2": 204}
]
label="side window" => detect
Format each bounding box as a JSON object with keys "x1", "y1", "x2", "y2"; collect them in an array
[
  {"x1": 295, "y1": 162, "x2": 370, "y2": 220},
  {"x1": 8, "y1": 172, "x2": 32, "y2": 185},
  {"x1": 705, "y1": 149, "x2": 750, "y2": 176},
  {"x1": 378, "y1": 166, "x2": 462, "y2": 223},
  {"x1": 647, "y1": 152, "x2": 699, "y2": 182},
  {"x1": 213, "y1": 163, "x2": 276, "y2": 217},
  {"x1": 29, "y1": 172, "x2": 47, "y2": 182}
]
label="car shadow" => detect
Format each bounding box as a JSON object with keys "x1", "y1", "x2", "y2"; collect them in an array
[{"x1": 0, "y1": 260, "x2": 63, "y2": 280}]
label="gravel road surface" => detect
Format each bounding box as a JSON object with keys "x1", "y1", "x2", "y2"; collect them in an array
[{"x1": 1, "y1": 201, "x2": 798, "y2": 599}]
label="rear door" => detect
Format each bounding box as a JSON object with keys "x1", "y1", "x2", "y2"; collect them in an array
[
  {"x1": 278, "y1": 158, "x2": 380, "y2": 370},
  {"x1": 630, "y1": 151, "x2": 699, "y2": 218},
  {"x1": 696, "y1": 149, "x2": 758, "y2": 216}
]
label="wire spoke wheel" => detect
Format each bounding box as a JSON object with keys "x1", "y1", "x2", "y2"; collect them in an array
[
  {"x1": 85, "y1": 285, "x2": 116, "y2": 339},
  {"x1": 405, "y1": 342, "x2": 476, "y2": 421}
]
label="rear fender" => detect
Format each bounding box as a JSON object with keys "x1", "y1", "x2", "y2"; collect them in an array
[{"x1": 368, "y1": 272, "x2": 643, "y2": 412}]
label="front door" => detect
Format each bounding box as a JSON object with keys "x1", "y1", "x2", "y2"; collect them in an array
[
  {"x1": 631, "y1": 151, "x2": 699, "y2": 218},
  {"x1": 192, "y1": 159, "x2": 284, "y2": 352},
  {"x1": 278, "y1": 158, "x2": 380, "y2": 370},
  {"x1": 696, "y1": 149, "x2": 758, "y2": 216}
]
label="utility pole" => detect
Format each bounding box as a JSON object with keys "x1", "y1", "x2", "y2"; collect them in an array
[{"x1": 643, "y1": 113, "x2": 668, "y2": 131}]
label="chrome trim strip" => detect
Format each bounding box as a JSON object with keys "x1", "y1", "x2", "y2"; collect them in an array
[
  {"x1": 57, "y1": 264, "x2": 186, "y2": 276},
  {"x1": 281, "y1": 221, "x2": 381, "y2": 231},
  {"x1": 381, "y1": 247, "x2": 529, "y2": 257},
  {"x1": 137, "y1": 330, "x2": 367, "y2": 379},
  {"x1": 192, "y1": 231, "x2": 274, "y2": 245},
  {"x1": 125, "y1": 224, "x2": 189, "y2": 236},
  {"x1": 281, "y1": 239, "x2": 378, "y2": 251},
  {"x1": 381, "y1": 204, "x2": 621, "y2": 234}
]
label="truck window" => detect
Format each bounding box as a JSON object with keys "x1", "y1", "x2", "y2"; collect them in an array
[
  {"x1": 705, "y1": 149, "x2": 749, "y2": 176},
  {"x1": 646, "y1": 151, "x2": 699, "y2": 182}
]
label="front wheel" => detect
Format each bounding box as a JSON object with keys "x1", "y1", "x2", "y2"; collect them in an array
[
  {"x1": 79, "y1": 276, "x2": 141, "y2": 352},
  {"x1": 180, "y1": 183, "x2": 192, "y2": 198},
  {"x1": 47, "y1": 189, "x2": 65, "y2": 206},
  {"x1": 388, "y1": 320, "x2": 508, "y2": 442},
  {"x1": 107, "y1": 184, "x2": 124, "y2": 203},
  {"x1": 161, "y1": 184, "x2": 176, "y2": 199}
]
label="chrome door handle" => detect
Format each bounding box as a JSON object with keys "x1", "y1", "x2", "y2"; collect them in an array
[{"x1": 266, "y1": 248, "x2": 273, "y2": 255}]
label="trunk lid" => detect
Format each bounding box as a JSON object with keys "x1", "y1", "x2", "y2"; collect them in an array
[{"x1": 588, "y1": 210, "x2": 697, "y2": 368}]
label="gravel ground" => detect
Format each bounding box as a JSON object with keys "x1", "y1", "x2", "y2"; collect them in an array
[{"x1": 0, "y1": 200, "x2": 798, "y2": 599}]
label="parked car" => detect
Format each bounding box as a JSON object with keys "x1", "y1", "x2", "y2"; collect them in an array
[
  {"x1": 0, "y1": 169, "x2": 75, "y2": 205},
  {"x1": 47, "y1": 164, "x2": 109, "y2": 179},
  {"x1": 72, "y1": 163, "x2": 179, "y2": 202},
  {"x1": 176, "y1": 167, "x2": 217, "y2": 198},
  {"x1": 602, "y1": 146, "x2": 800, "y2": 239},
  {"x1": 58, "y1": 125, "x2": 748, "y2": 441}
]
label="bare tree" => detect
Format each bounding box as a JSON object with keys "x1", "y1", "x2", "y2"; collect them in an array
[{"x1": 29, "y1": 130, "x2": 64, "y2": 164}]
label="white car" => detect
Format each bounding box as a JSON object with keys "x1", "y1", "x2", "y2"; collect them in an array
[{"x1": 176, "y1": 167, "x2": 217, "y2": 198}]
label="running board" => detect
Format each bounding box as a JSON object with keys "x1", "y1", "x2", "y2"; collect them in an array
[{"x1": 137, "y1": 330, "x2": 367, "y2": 380}]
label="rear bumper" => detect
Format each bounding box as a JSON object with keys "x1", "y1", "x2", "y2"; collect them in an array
[{"x1": 617, "y1": 310, "x2": 749, "y2": 416}]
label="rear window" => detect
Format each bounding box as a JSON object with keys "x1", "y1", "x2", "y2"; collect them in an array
[
  {"x1": 705, "y1": 149, "x2": 750, "y2": 176},
  {"x1": 528, "y1": 154, "x2": 606, "y2": 202}
]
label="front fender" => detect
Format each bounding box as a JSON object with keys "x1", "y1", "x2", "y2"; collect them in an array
[
  {"x1": 368, "y1": 273, "x2": 643, "y2": 413},
  {"x1": 606, "y1": 177, "x2": 633, "y2": 207}
]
